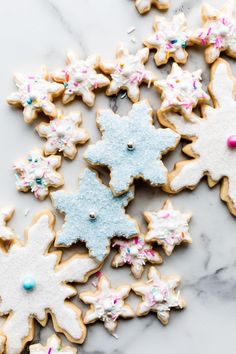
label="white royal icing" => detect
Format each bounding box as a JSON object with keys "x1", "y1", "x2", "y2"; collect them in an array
[
  {"x1": 52, "y1": 51, "x2": 110, "y2": 106},
  {"x1": 0, "y1": 212, "x2": 99, "y2": 354},
  {"x1": 29, "y1": 334, "x2": 77, "y2": 354},
  {"x1": 162, "y1": 59, "x2": 236, "y2": 213},
  {"x1": 36, "y1": 111, "x2": 89, "y2": 160},
  {"x1": 193, "y1": 1, "x2": 236, "y2": 63},
  {"x1": 13, "y1": 150, "x2": 64, "y2": 200},
  {"x1": 134, "y1": 0, "x2": 169, "y2": 14},
  {"x1": 80, "y1": 275, "x2": 134, "y2": 334},
  {"x1": 145, "y1": 200, "x2": 192, "y2": 256},
  {"x1": 100, "y1": 44, "x2": 156, "y2": 102},
  {"x1": 7, "y1": 66, "x2": 64, "y2": 123},
  {"x1": 144, "y1": 13, "x2": 190, "y2": 66},
  {"x1": 112, "y1": 236, "x2": 162, "y2": 278},
  {"x1": 155, "y1": 63, "x2": 210, "y2": 118},
  {"x1": 132, "y1": 267, "x2": 185, "y2": 324},
  {"x1": 0, "y1": 207, "x2": 15, "y2": 241}
]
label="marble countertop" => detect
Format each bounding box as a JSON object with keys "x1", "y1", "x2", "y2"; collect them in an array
[{"x1": 1, "y1": 0, "x2": 236, "y2": 353}]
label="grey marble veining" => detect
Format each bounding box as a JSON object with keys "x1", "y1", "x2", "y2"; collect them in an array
[{"x1": 1, "y1": 0, "x2": 236, "y2": 353}]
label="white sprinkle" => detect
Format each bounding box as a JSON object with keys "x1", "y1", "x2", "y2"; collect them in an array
[
  {"x1": 127, "y1": 26, "x2": 136, "y2": 34},
  {"x1": 131, "y1": 37, "x2": 136, "y2": 44},
  {"x1": 111, "y1": 332, "x2": 119, "y2": 340},
  {"x1": 24, "y1": 208, "x2": 29, "y2": 216}
]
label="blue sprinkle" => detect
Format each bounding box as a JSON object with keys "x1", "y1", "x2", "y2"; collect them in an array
[
  {"x1": 64, "y1": 82, "x2": 69, "y2": 87},
  {"x1": 171, "y1": 39, "x2": 178, "y2": 44},
  {"x1": 27, "y1": 98, "x2": 33, "y2": 105},
  {"x1": 22, "y1": 276, "x2": 36, "y2": 291}
]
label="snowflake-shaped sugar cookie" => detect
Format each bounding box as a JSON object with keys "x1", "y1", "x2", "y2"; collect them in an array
[
  {"x1": 7, "y1": 66, "x2": 64, "y2": 123},
  {"x1": 144, "y1": 13, "x2": 190, "y2": 66},
  {"x1": 132, "y1": 267, "x2": 186, "y2": 324},
  {"x1": 159, "y1": 59, "x2": 236, "y2": 216},
  {"x1": 51, "y1": 168, "x2": 139, "y2": 261},
  {"x1": 144, "y1": 200, "x2": 192, "y2": 256},
  {"x1": 100, "y1": 44, "x2": 156, "y2": 102},
  {"x1": 134, "y1": 0, "x2": 169, "y2": 14},
  {"x1": 155, "y1": 63, "x2": 210, "y2": 119},
  {"x1": 112, "y1": 235, "x2": 162, "y2": 279},
  {"x1": 85, "y1": 100, "x2": 179, "y2": 196},
  {"x1": 29, "y1": 334, "x2": 77, "y2": 354},
  {"x1": 13, "y1": 150, "x2": 64, "y2": 200},
  {"x1": 0, "y1": 207, "x2": 15, "y2": 242},
  {"x1": 80, "y1": 275, "x2": 134, "y2": 335},
  {"x1": 52, "y1": 51, "x2": 110, "y2": 107},
  {"x1": 191, "y1": 0, "x2": 236, "y2": 64},
  {"x1": 0, "y1": 211, "x2": 100, "y2": 354},
  {"x1": 36, "y1": 110, "x2": 89, "y2": 160}
]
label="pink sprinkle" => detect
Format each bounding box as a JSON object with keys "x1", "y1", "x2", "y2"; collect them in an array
[
  {"x1": 207, "y1": 27, "x2": 211, "y2": 36},
  {"x1": 28, "y1": 76, "x2": 35, "y2": 80},
  {"x1": 222, "y1": 17, "x2": 226, "y2": 25},
  {"x1": 198, "y1": 31, "x2": 203, "y2": 38},
  {"x1": 215, "y1": 37, "x2": 222, "y2": 49},
  {"x1": 93, "y1": 81, "x2": 98, "y2": 89},
  {"x1": 166, "y1": 43, "x2": 173, "y2": 50},
  {"x1": 73, "y1": 82, "x2": 78, "y2": 87},
  {"x1": 134, "y1": 237, "x2": 139, "y2": 245},
  {"x1": 81, "y1": 67, "x2": 88, "y2": 73},
  {"x1": 201, "y1": 38, "x2": 207, "y2": 45},
  {"x1": 48, "y1": 348, "x2": 52, "y2": 354},
  {"x1": 95, "y1": 271, "x2": 102, "y2": 278},
  {"x1": 162, "y1": 212, "x2": 170, "y2": 219},
  {"x1": 27, "y1": 84, "x2": 31, "y2": 93},
  {"x1": 130, "y1": 75, "x2": 138, "y2": 84}
]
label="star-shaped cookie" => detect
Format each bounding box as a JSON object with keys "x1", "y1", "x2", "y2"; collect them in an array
[
  {"x1": 100, "y1": 44, "x2": 156, "y2": 102},
  {"x1": 144, "y1": 13, "x2": 190, "y2": 66},
  {"x1": 159, "y1": 59, "x2": 236, "y2": 216},
  {"x1": 80, "y1": 275, "x2": 134, "y2": 334},
  {"x1": 85, "y1": 100, "x2": 179, "y2": 196},
  {"x1": 144, "y1": 200, "x2": 192, "y2": 256},
  {"x1": 132, "y1": 267, "x2": 186, "y2": 324},
  {"x1": 52, "y1": 51, "x2": 110, "y2": 106},
  {"x1": 191, "y1": 0, "x2": 236, "y2": 63},
  {"x1": 29, "y1": 334, "x2": 77, "y2": 354},
  {"x1": 13, "y1": 150, "x2": 64, "y2": 200},
  {"x1": 112, "y1": 235, "x2": 162, "y2": 278},
  {"x1": 7, "y1": 66, "x2": 64, "y2": 123},
  {"x1": 155, "y1": 63, "x2": 210, "y2": 119},
  {"x1": 134, "y1": 0, "x2": 169, "y2": 14},
  {"x1": 36, "y1": 110, "x2": 89, "y2": 160},
  {"x1": 0, "y1": 207, "x2": 15, "y2": 242},
  {"x1": 51, "y1": 168, "x2": 139, "y2": 261}
]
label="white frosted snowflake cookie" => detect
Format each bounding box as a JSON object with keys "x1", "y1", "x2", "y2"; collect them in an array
[
  {"x1": 132, "y1": 267, "x2": 186, "y2": 324},
  {"x1": 134, "y1": 0, "x2": 169, "y2": 14},
  {"x1": 7, "y1": 66, "x2": 64, "y2": 123},
  {"x1": 36, "y1": 110, "x2": 89, "y2": 160},
  {"x1": 80, "y1": 274, "x2": 134, "y2": 335},
  {"x1": 144, "y1": 200, "x2": 192, "y2": 256},
  {"x1": 112, "y1": 235, "x2": 162, "y2": 278},
  {"x1": 52, "y1": 51, "x2": 110, "y2": 107},
  {"x1": 13, "y1": 150, "x2": 64, "y2": 200},
  {"x1": 0, "y1": 211, "x2": 100, "y2": 354},
  {"x1": 159, "y1": 58, "x2": 236, "y2": 217},
  {"x1": 100, "y1": 44, "x2": 156, "y2": 102},
  {"x1": 155, "y1": 63, "x2": 210, "y2": 119},
  {"x1": 144, "y1": 13, "x2": 190, "y2": 66},
  {"x1": 29, "y1": 334, "x2": 77, "y2": 354},
  {"x1": 191, "y1": 0, "x2": 236, "y2": 63}
]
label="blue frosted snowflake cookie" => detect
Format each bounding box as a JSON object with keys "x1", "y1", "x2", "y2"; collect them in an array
[
  {"x1": 51, "y1": 168, "x2": 139, "y2": 261},
  {"x1": 84, "y1": 100, "x2": 180, "y2": 196}
]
